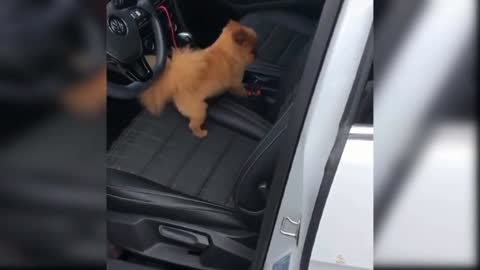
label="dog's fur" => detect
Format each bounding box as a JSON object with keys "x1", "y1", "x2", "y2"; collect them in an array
[{"x1": 140, "y1": 20, "x2": 257, "y2": 138}]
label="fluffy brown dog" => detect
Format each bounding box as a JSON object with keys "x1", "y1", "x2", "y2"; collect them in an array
[{"x1": 140, "y1": 20, "x2": 257, "y2": 138}]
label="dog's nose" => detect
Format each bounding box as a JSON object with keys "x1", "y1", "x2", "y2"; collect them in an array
[{"x1": 251, "y1": 48, "x2": 257, "y2": 57}]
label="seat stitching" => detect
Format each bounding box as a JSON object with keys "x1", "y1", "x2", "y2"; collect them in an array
[
  {"x1": 107, "y1": 151, "x2": 146, "y2": 161},
  {"x1": 126, "y1": 129, "x2": 173, "y2": 142},
  {"x1": 222, "y1": 99, "x2": 271, "y2": 127},
  {"x1": 136, "y1": 117, "x2": 178, "y2": 128},
  {"x1": 266, "y1": 13, "x2": 316, "y2": 35},
  {"x1": 107, "y1": 112, "x2": 148, "y2": 166},
  {"x1": 107, "y1": 193, "x2": 241, "y2": 216},
  {"x1": 257, "y1": 24, "x2": 277, "y2": 58},
  {"x1": 167, "y1": 137, "x2": 205, "y2": 190},
  {"x1": 277, "y1": 34, "x2": 298, "y2": 65},
  {"x1": 108, "y1": 174, "x2": 238, "y2": 212},
  {"x1": 196, "y1": 133, "x2": 236, "y2": 198},
  {"x1": 211, "y1": 102, "x2": 269, "y2": 140},
  {"x1": 250, "y1": 17, "x2": 261, "y2": 36},
  {"x1": 254, "y1": 18, "x2": 271, "y2": 46},
  {"x1": 219, "y1": 106, "x2": 268, "y2": 132},
  {"x1": 108, "y1": 114, "x2": 138, "y2": 155},
  {"x1": 225, "y1": 104, "x2": 293, "y2": 206},
  {"x1": 218, "y1": 99, "x2": 271, "y2": 131},
  {"x1": 237, "y1": 104, "x2": 291, "y2": 169},
  {"x1": 228, "y1": 125, "x2": 287, "y2": 206},
  {"x1": 107, "y1": 139, "x2": 158, "y2": 154},
  {"x1": 139, "y1": 120, "x2": 182, "y2": 175},
  {"x1": 225, "y1": 196, "x2": 235, "y2": 207},
  {"x1": 111, "y1": 169, "x2": 166, "y2": 188}
]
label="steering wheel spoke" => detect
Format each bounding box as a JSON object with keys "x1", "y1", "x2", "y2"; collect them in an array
[{"x1": 125, "y1": 56, "x2": 152, "y2": 82}]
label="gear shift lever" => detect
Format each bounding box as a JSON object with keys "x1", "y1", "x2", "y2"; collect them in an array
[{"x1": 176, "y1": 32, "x2": 193, "y2": 47}]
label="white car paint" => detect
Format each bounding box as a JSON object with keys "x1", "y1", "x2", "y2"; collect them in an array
[{"x1": 309, "y1": 127, "x2": 373, "y2": 270}]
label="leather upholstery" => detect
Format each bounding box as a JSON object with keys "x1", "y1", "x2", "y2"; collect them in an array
[
  {"x1": 241, "y1": 11, "x2": 316, "y2": 70},
  {"x1": 107, "y1": 103, "x2": 295, "y2": 229},
  {"x1": 107, "y1": 100, "x2": 280, "y2": 229},
  {"x1": 208, "y1": 98, "x2": 271, "y2": 140},
  {"x1": 240, "y1": 11, "x2": 315, "y2": 120},
  {"x1": 107, "y1": 104, "x2": 262, "y2": 209},
  {"x1": 107, "y1": 170, "x2": 250, "y2": 230},
  {"x1": 272, "y1": 41, "x2": 312, "y2": 119},
  {"x1": 234, "y1": 104, "x2": 292, "y2": 216}
]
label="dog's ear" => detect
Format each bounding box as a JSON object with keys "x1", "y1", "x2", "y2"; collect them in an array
[
  {"x1": 233, "y1": 28, "x2": 247, "y2": 45},
  {"x1": 223, "y1": 20, "x2": 235, "y2": 32},
  {"x1": 226, "y1": 19, "x2": 239, "y2": 27}
]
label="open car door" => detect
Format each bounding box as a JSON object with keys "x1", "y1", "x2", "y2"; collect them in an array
[{"x1": 252, "y1": 0, "x2": 373, "y2": 269}]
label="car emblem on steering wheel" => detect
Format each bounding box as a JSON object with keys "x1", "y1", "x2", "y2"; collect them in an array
[{"x1": 109, "y1": 17, "x2": 127, "y2": 36}]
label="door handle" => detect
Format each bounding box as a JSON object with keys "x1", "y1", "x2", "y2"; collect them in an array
[{"x1": 280, "y1": 216, "x2": 301, "y2": 245}]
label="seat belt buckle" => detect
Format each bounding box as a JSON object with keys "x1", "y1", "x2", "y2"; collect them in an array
[{"x1": 247, "y1": 88, "x2": 262, "y2": 97}]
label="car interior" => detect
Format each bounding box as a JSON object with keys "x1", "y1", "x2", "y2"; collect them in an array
[{"x1": 106, "y1": 0, "x2": 373, "y2": 269}]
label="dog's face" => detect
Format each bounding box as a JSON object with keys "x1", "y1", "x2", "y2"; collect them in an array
[{"x1": 223, "y1": 20, "x2": 257, "y2": 64}]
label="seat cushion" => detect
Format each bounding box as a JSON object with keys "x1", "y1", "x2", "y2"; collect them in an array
[
  {"x1": 241, "y1": 11, "x2": 316, "y2": 70},
  {"x1": 107, "y1": 169, "x2": 251, "y2": 229},
  {"x1": 107, "y1": 102, "x2": 268, "y2": 208},
  {"x1": 208, "y1": 98, "x2": 271, "y2": 140}
]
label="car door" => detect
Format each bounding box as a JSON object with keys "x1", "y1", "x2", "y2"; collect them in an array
[{"x1": 248, "y1": 0, "x2": 373, "y2": 269}]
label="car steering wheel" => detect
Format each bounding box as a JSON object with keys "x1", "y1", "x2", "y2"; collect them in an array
[{"x1": 107, "y1": 0, "x2": 167, "y2": 99}]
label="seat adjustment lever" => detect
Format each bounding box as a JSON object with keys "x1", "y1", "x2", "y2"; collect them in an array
[{"x1": 158, "y1": 226, "x2": 209, "y2": 250}]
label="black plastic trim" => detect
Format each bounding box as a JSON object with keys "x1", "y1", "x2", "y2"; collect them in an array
[{"x1": 108, "y1": 212, "x2": 256, "y2": 270}]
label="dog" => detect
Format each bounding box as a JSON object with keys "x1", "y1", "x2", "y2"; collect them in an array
[{"x1": 140, "y1": 20, "x2": 257, "y2": 138}]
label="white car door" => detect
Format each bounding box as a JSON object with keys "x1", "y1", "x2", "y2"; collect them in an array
[{"x1": 257, "y1": 0, "x2": 374, "y2": 269}]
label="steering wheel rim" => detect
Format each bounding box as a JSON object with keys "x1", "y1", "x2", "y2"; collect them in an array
[{"x1": 107, "y1": 0, "x2": 167, "y2": 99}]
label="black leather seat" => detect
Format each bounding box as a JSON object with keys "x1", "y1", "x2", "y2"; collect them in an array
[
  {"x1": 107, "y1": 100, "x2": 291, "y2": 230},
  {"x1": 107, "y1": 40, "x2": 311, "y2": 232},
  {"x1": 240, "y1": 10, "x2": 316, "y2": 74}
]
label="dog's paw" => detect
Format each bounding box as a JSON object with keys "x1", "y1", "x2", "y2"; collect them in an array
[
  {"x1": 230, "y1": 87, "x2": 249, "y2": 97},
  {"x1": 193, "y1": 129, "x2": 208, "y2": 138},
  {"x1": 238, "y1": 89, "x2": 249, "y2": 97}
]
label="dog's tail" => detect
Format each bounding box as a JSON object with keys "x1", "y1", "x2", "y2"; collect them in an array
[
  {"x1": 139, "y1": 61, "x2": 173, "y2": 115},
  {"x1": 140, "y1": 84, "x2": 170, "y2": 115}
]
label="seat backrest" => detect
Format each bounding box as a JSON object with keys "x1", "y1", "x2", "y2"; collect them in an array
[
  {"x1": 269, "y1": 41, "x2": 313, "y2": 120},
  {"x1": 233, "y1": 42, "x2": 312, "y2": 218}
]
